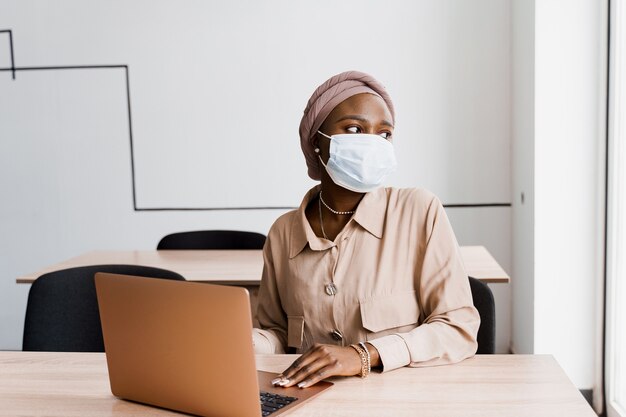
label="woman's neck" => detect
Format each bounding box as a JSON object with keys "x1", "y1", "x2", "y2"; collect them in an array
[{"x1": 319, "y1": 179, "x2": 364, "y2": 214}]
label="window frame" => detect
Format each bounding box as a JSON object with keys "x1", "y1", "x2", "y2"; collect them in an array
[{"x1": 605, "y1": 1, "x2": 626, "y2": 416}]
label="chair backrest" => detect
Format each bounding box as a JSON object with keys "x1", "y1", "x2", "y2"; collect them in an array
[
  {"x1": 468, "y1": 277, "x2": 496, "y2": 354},
  {"x1": 157, "y1": 230, "x2": 266, "y2": 250},
  {"x1": 22, "y1": 264, "x2": 185, "y2": 352}
]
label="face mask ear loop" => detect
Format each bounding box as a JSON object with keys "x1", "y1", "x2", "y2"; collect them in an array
[
  {"x1": 316, "y1": 131, "x2": 332, "y2": 173},
  {"x1": 317, "y1": 130, "x2": 333, "y2": 140},
  {"x1": 318, "y1": 154, "x2": 329, "y2": 170}
]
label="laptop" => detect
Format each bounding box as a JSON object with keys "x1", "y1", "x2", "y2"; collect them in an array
[{"x1": 94, "y1": 273, "x2": 332, "y2": 417}]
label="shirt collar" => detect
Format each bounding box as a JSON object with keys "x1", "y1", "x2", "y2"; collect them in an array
[
  {"x1": 352, "y1": 187, "x2": 387, "y2": 239},
  {"x1": 289, "y1": 186, "x2": 388, "y2": 259},
  {"x1": 289, "y1": 185, "x2": 326, "y2": 259}
]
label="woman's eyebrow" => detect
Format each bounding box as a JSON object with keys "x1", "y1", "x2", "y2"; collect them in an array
[
  {"x1": 336, "y1": 115, "x2": 394, "y2": 128},
  {"x1": 336, "y1": 115, "x2": 368, "y2": 123}
]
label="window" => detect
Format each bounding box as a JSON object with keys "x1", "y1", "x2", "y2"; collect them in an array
[{"x1": 606, "y1": 1, "x2": 626, "y2": 416}]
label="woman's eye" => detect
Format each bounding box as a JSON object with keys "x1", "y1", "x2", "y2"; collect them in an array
[
  {"x1": 346, "y1": 126, "x2": 361, "y2": 133},
  {"x1": 380, "y1": 132, "x2": 392, "y2": 140}
]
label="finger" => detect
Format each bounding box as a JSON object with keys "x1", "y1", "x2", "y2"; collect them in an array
[
  {"x1": 272, "y1": 352, "x2": 317, "y2": 386},
  {"x1": 280, "y1": 354, "x2": 308, "y2": 379},
  {"x1": 270, "y1": 375, "x2": 284, "y2": 385},
  {"x1": 281, "y1": 348, "x2": 324, "y2": 380},
  {"x1": 281, "y1": 357, "x2": 330, "y2": 388},
  {"x1": 296, "y1": 363, "x2": 338, "y2": 389}
]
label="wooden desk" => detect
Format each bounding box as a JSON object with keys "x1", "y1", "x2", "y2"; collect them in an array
[
  {"x1": 0, "y1": 352, "x2": 594, "y2": 417},
  {"x1": 16, "y1": 246, "x2": 510, "y2": 284}
]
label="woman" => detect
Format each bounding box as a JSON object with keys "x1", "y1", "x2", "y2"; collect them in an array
[{"x1": 253, "y1": 71, "x2": 479, "y2": 389}]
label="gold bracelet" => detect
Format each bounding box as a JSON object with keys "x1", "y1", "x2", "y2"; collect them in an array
[
  {"x1": 358, "y1": 342, "x2": 371, "y2": 376},
  {"x1": 350, "y1": 344, "x2": 369, "y2": 378}
]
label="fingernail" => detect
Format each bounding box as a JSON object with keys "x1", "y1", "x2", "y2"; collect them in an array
[
  {"x1": 297, "y1": 381, "x2": 307, "y2": 388},
  {"x1": 271, "y1": 378, "x2": 282, "y2": 385},
  {"x1": 278, "y1": 378, "x2": 290, "y2": 386}
]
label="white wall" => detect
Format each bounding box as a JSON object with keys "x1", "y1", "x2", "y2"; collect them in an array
[
  {"x1": 0, "y1": 1, "x2": 513, "y2": 352},
  {"x1": 511, "y1": 0, "x2": 535, "y2": 356},
  {"x1": 511, "y1": 0, "x2": 607, "y2": 390},
  {"x1": 534, "y1": 0, "x2": 606, "y2": 389}
]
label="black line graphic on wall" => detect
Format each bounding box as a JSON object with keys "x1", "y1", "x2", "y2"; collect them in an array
[{"x1": 0, "y1": 29, "x2": 511, "y2": 211}]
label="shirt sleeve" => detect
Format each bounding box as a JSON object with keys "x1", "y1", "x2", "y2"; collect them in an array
[
  {"x1": 253, "y1": 231, "x2": 287, "y2": 354},
  {"x1": 368, "y1": 194, "x2": 480, "y2": 372}
]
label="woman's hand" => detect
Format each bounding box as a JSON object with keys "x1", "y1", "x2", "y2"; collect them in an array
[{"x1": 271, "y1": 344, "x2": 361, "y2": 388}]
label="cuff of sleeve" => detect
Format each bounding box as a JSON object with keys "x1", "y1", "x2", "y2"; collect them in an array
[
  {"x1": 253, "y1": 329, "x2": 285, "y2": 354},
  {"x1": 368, "y1": 334, "x2": 411, "y2": 373}
]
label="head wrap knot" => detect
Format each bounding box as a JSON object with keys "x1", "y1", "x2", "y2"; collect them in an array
[{"x1": 299, "y1": 70, "x2": 395, "y2": 180}]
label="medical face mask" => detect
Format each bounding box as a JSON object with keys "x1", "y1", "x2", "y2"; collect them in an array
[{"x1": 317, "y1": 130, "x2": 397, "y2": 193}]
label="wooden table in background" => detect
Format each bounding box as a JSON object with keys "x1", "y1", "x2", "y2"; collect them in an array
[
  {"x1": 16, "y1": 246, "x2": 510, "y2": 284},
  {"x1": 0, "y1": 352, "x2": 595, "y2": 417}
]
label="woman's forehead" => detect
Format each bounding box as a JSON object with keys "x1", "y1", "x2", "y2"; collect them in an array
[{"x1": 326, "y1": 93, "x2": 393, "y2": 125}]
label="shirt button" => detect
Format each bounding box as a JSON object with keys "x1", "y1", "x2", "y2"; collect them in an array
[
  {"x1": 325, "y1": 283, "x2": 337, "y2": 296},
  {"x1": 330, "y1": 329, "x2": 343, "y2": 341}
]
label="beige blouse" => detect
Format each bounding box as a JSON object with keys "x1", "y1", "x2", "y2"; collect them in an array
[{"x1": 253, "y1": 185, "x2": 480, "y2": 372}]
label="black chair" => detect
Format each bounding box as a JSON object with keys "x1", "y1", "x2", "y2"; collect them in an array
[
  {"x1": 22, "y1": 264, "x2": 185, "y2": 352},
  {"x1": 157, "y1": 230, "x2": 266, "y2": 250},
  {"x1": 469, "y1": 277, "x2": 496, "y2": 354}
]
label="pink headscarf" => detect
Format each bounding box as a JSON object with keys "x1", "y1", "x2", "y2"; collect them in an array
[{"x1": 299, "y1": 71, "x2": 395, "y2": 180}]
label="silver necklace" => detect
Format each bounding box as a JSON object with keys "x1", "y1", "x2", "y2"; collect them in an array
[{"x1": 319, "y1": 191, "x2": 356, "y2": 215}]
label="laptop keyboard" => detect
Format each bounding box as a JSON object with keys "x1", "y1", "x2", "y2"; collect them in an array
[{"x1": 259, "y1": 391, "x2": 298, "y2": 416}]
